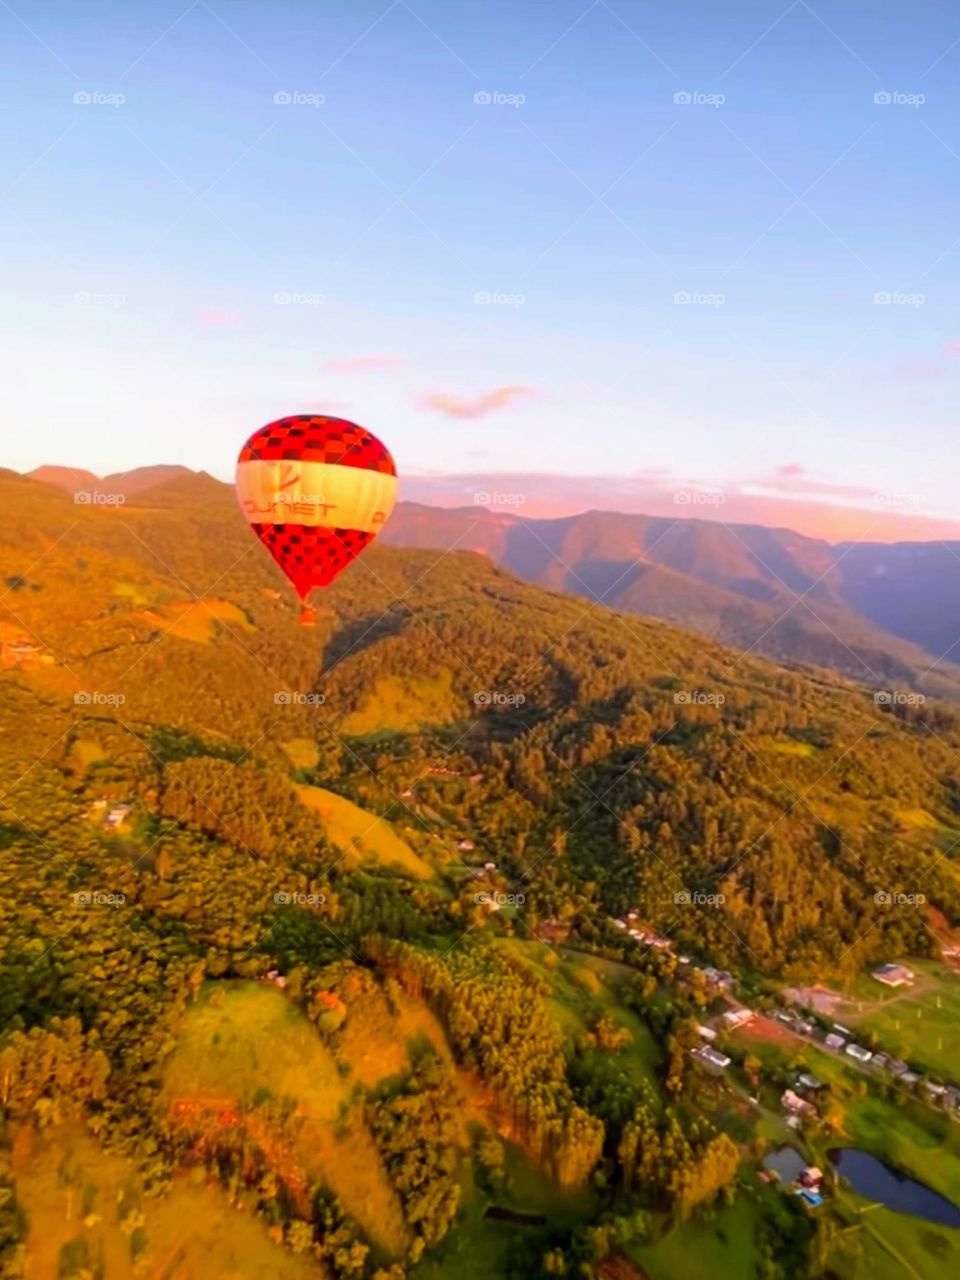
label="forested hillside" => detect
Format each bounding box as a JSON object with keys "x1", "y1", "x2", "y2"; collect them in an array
[{"x1": 1, "y1": 469, "x2": 959, "y2": 1280}]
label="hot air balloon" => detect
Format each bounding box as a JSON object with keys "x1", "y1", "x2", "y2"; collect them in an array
[{"x1": 235, "y1": 415, "x2": 397, "y2": 625}]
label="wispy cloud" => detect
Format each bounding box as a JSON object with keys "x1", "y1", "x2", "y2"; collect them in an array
[
  {"x1": 421, "y1": 385, "x2": 537, "y2": 419},
  {"x1": 323, "y1": 354, "x2": 403, "y2": 372},
  {"x1": 195, "y1": 306, "x2": 246, "y2": 328}
]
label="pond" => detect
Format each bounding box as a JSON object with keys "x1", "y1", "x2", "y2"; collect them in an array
[
  {"x1": 830, "y1": 1148, "x2": 960, "y2": 1228},
  {"x1": 763, "y1": 1146, "x2": 806, "y2": 1184}
]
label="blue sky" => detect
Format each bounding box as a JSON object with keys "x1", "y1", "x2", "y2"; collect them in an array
[{"x1": 1, "y1": 0, "x2": 959, "y2": 532}]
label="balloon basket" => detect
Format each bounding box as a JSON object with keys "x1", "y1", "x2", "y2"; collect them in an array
[{"x1": 299, "y1": 601, "x2": 317, "y2": 628}]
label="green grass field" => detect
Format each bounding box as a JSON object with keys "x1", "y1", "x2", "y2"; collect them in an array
[
  {"x1": 630, "y1": 1194, "x2": 762, "y2": 1280},
  {"x1": 163, "y1": 980, "x2": 410, "y2": 1254},
  {"x1": 338, "y1": 671, "x2": 458, "y2": 734},
  {"x1": 838, "y1": 961, "x2": 960, "y2": 1080},
  {"x1": 296, "y1": 784, "x2": 433, "y2": 879},
  {"x1": 163, "y1": 981, "x2": 348, "y2": 1117},
  {"x1": 12, "y1": 1123, "x2": 323, "y2": 1280}
]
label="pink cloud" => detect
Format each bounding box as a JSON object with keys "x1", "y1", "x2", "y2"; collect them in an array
[
  {"x1": 195, "y1": 307, "x2": 246, "y2": 328},
  {"x1": 421, "y1": 385, "x2": 537, "y2": 419},
  {"x1": 323, "y1": 354, "x2": 403, "y2": 372},
  {"x1": 945, "y1": 341, "x2": 960, "y2": 356},
  {"x1": 749, "y1": 467, "x2": 877, "y2": 503}
]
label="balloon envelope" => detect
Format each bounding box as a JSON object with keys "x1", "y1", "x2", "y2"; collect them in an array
[{"x1": 236, "y1": 416, "x2": 397, "y2": 605}]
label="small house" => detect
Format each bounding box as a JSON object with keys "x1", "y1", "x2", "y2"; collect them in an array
[{"x1": 871, "y1": 963, "x2": 915, "y2": 988}]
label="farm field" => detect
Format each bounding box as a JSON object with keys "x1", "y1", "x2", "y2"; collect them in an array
[{"x1": 296, "y1": 784, "x2": 433, "y2": 879}]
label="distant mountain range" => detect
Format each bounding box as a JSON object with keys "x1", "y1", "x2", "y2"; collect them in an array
[{"x1": 23, "y1": 464, "x2": 960, "y2": 701}]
